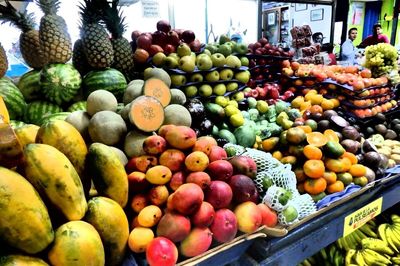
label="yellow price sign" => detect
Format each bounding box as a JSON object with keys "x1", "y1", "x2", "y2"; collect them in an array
[{"x1": 343, "y1": 197, "x2": 383, "y2": 237}]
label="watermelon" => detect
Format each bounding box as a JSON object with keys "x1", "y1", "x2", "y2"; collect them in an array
[
  {"x1": 17, "y1": 70, "x2": 42, "y2": 102},
  {"x1": 40, "y1": 63, "x2": 82, "y2": 105},
  {"x1": 82, "y1": 68, "x2": 127, "y2": 101},
  {"x1": 67, "y1": 101, "x2": 87, "y2": 112},
  {"x1": 38, "y1": 112, "x2": 71, "y2": 126},
  {"x1": 0, "y1": 77, "x2": 27, "y2": 120},
  {"x1": 23, "y1": 101, "x2": 63, "y2": 125}
]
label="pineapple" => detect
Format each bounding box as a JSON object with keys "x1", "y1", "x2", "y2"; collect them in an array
[
  {"x1": 36, "y1": 0, "x2": 72, "y2": 64},
  {"x1": 78, "y1": 0, "x2": 114, "y2": 69},
  {"x1": 72, "y1": 37, "x2": 91, "y2": 76},
  {"x1": 102, "y1": 0, "x2": 134, "y2": 80},
  {"x1": 0, "y1": 43, "x2": 8, "y2": 78},
  {"x1": 0, "y1": 0, "x2": 46, "y2": 69}
]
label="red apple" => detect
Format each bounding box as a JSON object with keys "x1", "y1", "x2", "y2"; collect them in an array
[
  {"x1": 156, "y1": 20, "x2": 171, "y2": 33},
  {"x1": 167, "y1": 31, "x2": 181, "y2": 46},
  {"x1": 163, "y1": 44, "x2": 176, "y2": 55},
  {"x1": 131, "y1": 30, "x2": 141, "y2": 42},
  {"x1": 259, "y1": 37, "x2": 269, "y2": 46},
  {"x1": 133, "y1": 48, "x2": 149, "y2": 64},
  {"x1": 253, "y1": 42, "x2": 262, "y2": 50},
  {"x1": 146, "y1": 237, "x2": 178, "y2": 266},
  {"x1": 250, "y1": 89, "x2": 259, "y2": 98},
  {"x1": 148, "y1": 44, "x2": 164, "y2": 56},
  {"x1": 208, "y1": 146, "x2": 228, "y2": 162},
  {"x1": 189, "y1": 39, "x2": 202, "y2": 52},
  {"x1": 152, "y1": 31, "x2": 168, "y2": 47},
  {"x1": 181, "y1": 30, "x2": 196, "y2": 44},
  {"x1": 258, "y1": 203, "x2": 278, "y2": 227},
  {"x1": 174, "y1": 29, "x2": 185, "y2": 39},
  {"x1": 136, "y1": 34, "x2": 152, "y2": 50}
]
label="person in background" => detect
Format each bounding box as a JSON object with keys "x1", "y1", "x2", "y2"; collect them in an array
[
  {"x1": 312, "y1": 32, "x2": 324, "y2": 45},
  {"x1": 340, "y1": 27, "x2": 358, "y2": 65},
  {"x1": 321, "y1": 43, "x2": 337, "y2": 65},
  {"x1": 358, "y1": 23, "x2": 389, "y2": 48}
]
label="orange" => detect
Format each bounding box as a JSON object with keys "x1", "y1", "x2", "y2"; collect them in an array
[
  {"x1": 341, "y1": 152, "x2": 358, "y2": 165},
  {"x1": 309, "y1": 104, "x2": 323, "y2": 114},
  {"x1": 303, "y1": 145, "x2": 323, "y2": 160},
  {"x1": 304, "y1": 177, "x2": 327, "y2": 195},
  {"x1": 303, "y1": 159, "x2": 325, "y2": 178},
  {"x1": 337, "y1": 172, "x2": 353, "y2": 186},
  {"x1": 321, "y1": 99, "x2": 335, "y2": 110},
  {"x1": 298, "y1": 125, "x2": 313, "y2": 133},
  {"x1": 306, "y1": 132, "x2": 328, "y2": 147},
  {"x1": 323, "y1": 129, "x2": 339, "y2": 143},
  {"x1": 340, "y1": 157, "x2": 352, "y2": 172},
  {"x1": 325, "y1": 158, "x2": 345, "y2": 173},
  {"x1": 272, "y1": 150, "x2": 283, "y2": 160},
  {"x1": 349, "y1": 164, "x2": 367, "y2": 177},
  {"x1": 262, "y1": 137, "x2": 280, "y2": 152},
  {"x1": 322, "y1": 171, "x2": 337, "y2": 185},
  {"x1": 294, "y1": 168, "x2": 308, "y2": 183},
  {"x1": 326, "y1": 180, "x2": 345, "y2": 194}
]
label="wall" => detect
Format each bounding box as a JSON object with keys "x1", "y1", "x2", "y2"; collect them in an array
[
  {"x1": 347, "y1": 1, "x2": 364, "y2": 46},
  {"x1": 379, "y1": 0, "x2": 394, "y2": 42}
]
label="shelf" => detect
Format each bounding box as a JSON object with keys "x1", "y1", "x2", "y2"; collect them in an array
[{"x1": 246, "y1": 175, "x2": 400, "y2": 265}]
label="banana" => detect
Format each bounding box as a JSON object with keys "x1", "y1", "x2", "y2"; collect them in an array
[
  {"x1": 378, "y1": 223, "x2": 389, "y2": 243},
  {"x1": 367, "y1": 219, "x2": 377, "y2": 228},
  {"x1": 320, "y1": 247, "x2": 329, "y2": 262},
  {"x1": 355, "y1": 228, "x2": 369, "y2": 240},
  {"x1": 328, "y1": 245, "x2": 337, "y2": 263},
  {"x1": 388, "y1": 225, "x2": 400, "y2": 250},
  {"x1": 359, "y1": 223, "x2": 378, "y2": 238},
  {"x1": 339, "y1": 236, "x2": 351, "y2": 251},
  {"x1": 333, "y1": 250, "x2": 344, "y2": 266},
  {"x1": 345, "y1": 249, "x2": 356, "y2": 266},
  {"x1": 307, "y1": 256, "x2": 317, "y2": 265},
  {"x1": 302, "y1": 259, "x2": 313, "y2": 266},
  {"x1": 391, "y1": 256, "x2": 400, "y2": 265},
  {"x1": 391, "y1": 214, "x2": 400, "y2": 224},
  {"x1": 385, "y1": 226, "x2": 400, "y2": 253},
  {"x1": 347, "y1": 232, "x2": 360, "y2": 249},
  {"x1": 354, "y1": 250, "x2": 367, "y2": 266},
  {"x1": 361, "y1": 237, "x2": 394, "y2": 255},
  {"x1": 361, "y1": 248, "x2": 392, "y2": 265}
]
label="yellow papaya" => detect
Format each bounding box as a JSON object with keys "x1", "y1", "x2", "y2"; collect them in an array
[
  {"x1": 14, "y1": 124, "x2": 40, "y2": 147},
  {"x1": 48, "y1": 221, "x2": 105, "y2": 266},
  {"x1": 85, "y1": 196, "x2": 129, "y2": 266},
  {"x1": 86, "y1": 143, "x2": 128, "y2": 207},
  {"x1": 0, "y1": 167, "x2": 54, "y2": 254},
  {"x1": 0, "y1": 255, "x2": 49, "y2": 265},
  {"x1": 0, "y1": 96, "x2": 9, "y2": 124},
  {"x1": 23, "y1": 143, "x2": 87, "y2": 221},
  {"x1": 0, "y1": 123, "x2": 23, "y2": 168}
]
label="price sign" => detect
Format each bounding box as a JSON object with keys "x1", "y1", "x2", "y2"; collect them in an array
[{"x1": 343, "y1": 197, "x2": 382, "y2": 237}]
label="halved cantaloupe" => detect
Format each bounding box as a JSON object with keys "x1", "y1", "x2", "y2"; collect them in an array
[
  {"x1": 142, "y1": 78, "x2": 171, "y2": 107},
  {"x1": 129, "y1": 95, "x2": 165, "y2": 132}
]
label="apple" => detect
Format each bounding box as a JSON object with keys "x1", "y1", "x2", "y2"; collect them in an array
[
  {"x1": 190, "y1": 39, "x2": 202, "y2": 53},
  {"x1": 181, "y1": 30, "x2": 196, "y2": 43},
  {"x1": 240, "y1": 57, "x2": 249, "y2": 67},
  {"x1": 170, "y1": 74, "x2": 187, "y2": 86},
  {"x1": 202, "y1": 49, "x2": 211, "y2": 56},
  {"x1": 190, "y1": 73, "x2": 204, "y2": 83},
  {"x1": 268, "y1": 87, "x2": 279, "y2": 99},
  {"x1": 205, "y1": 70, "x2": 220, "y2": 82},
  {"x1": 146, "y1": 237, "x2": 178, "y2": 266},
  {"x1": 136, "y1": 34, "x2": 152, "y2": 50},
  {"x1": 156, "y1": 20, "x2": 171, "y2": 33},
  {"x1": 232, "y1": 91, "x2": 244, "y2": 102},
  {"x1": 152, "y1": 31, "x2": 167, "y2": 47},
  {"x1": 163, "y1": 44, "x2": 176, "y2": 55},
  {"x1": 131, "y1": 30, "x2": 141, "y2": 42},
  {"x1": 217, "y1": 44, "x2": 232, "y2": 57},
  {"x1": 259, "y1": 37, "x2": 269, "y2": 46},
  {"x1": 178, "y1": 55, "x2": 195, "y2": 72},
  {"x1": 219, "y1": 69, "x2": 234, "y2": 81},
  {"x1": 163, "y1": 56, "x2": 179, "y2": 69},
  {"x1": 152, "y1": 52, "x2": 166, "y2": 67},
  {"x1": 148, "y1": 44, "x2": 164, "y2": 56},
  {"x1": 184, "y1": 85, "x2": 198, "y2": 97},
  {"x1": 133, "y1": 48, "x2": 149, "y2": 64},
  {"x1": 213, "y1": 83, "x2": 227, "y2": 96},
  {"x1": 168, "y1": 53, "x2": 180, "y2": 61},
  {"x1": 234, "y1": 43, "x2": 248, "y2": 55},
  {"x1": 196, "y1": 54, "x2": 213, "y2": 71},
  {"x1": 199, "y1": 84, "x2": 213, "y2": 97},
  {"x1": 206, "y1": 44, "x2": 219, "y2": 54},
  {"x1": 256, "y1": 100, "x2": 269, "y2": 113},
  {"x1": 250, "y1": 89, "x2": 259, "y2": 98},
  {"x1": 177, "y1": 43, "x2": 191, "y2": 57},
  {"x1": 167, "y1": 31, "x2": 180, "y2": 46},
  {"x1": 225, "y1": 55, "x2": 241, "y2": 68},
  {"x1": 226, "y1": 82, "x2": 239, "y2": 92},
  {"x1": 234, "y1": 70, "x2": 250, "y2": 83},
  {"x1": 211, "y1": 53, "x2": 226, "y2": 67}
]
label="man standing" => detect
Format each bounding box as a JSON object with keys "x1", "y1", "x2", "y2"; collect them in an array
[
  {"x1": 340, "y1": 27, "x2": 358, "y2": 65},
  {"x1": 358, "y1": 23, "x2": 389, "y2": 48}
]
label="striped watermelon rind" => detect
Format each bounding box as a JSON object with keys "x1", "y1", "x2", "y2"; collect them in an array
[
  {"x1": 0, "y1": 77, "x2": 27, "y2": 120},
  {"x1": 23, "y1": 100, "x2": 63, "y2": 125},
  {"x1": 82, "y1": 68, "x2": 127, "y2": 101},
  {"x1": 17, "y1": 70, "x2": 42, "y2": 102},
  {"x1": 38, "y1": 112, "x2": 71, "y2": 126},
  {"x1": 67, "y1": 101, "x2": 87, "y2": 112},
  {"x1": 40, "y1": 63, "x2": 82, "y2": 105}
]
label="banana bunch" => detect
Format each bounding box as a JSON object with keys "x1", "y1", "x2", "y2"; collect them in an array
[
  {"x1": 337, "y1": 223, "x2": 373, "y2": 251},
  {"x1": 298, "y1": 243, "x2": 344, "y2": 266},
  {"x1": 345, "y1": 237, "x2": 394, "y2": 265}
]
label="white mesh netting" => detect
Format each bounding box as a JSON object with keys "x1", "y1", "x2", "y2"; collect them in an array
[
  {"x1": 292, "y1": 194, "x2": 317, "y2": 220},
  {"x1": 262, "y1": 185, "x2": 292, "y2": 212}
]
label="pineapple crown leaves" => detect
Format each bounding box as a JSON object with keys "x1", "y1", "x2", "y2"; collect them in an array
[
  {"x1": 36, "y1": 0, "x2": 61, "y2": 15},
  {"x1": 102, "y1": 0, "x2": 127, "y2": 39},
  {"x1": 0, "y1": 0, "x2": 36, "y2": 32},
  {"x1": 78, "y1": 0, "x2": 106, "y2": 27}
]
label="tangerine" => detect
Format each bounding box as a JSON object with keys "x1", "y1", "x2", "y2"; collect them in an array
[
  {"x1": 303, "y1": 159, "x2": 325, "y2": 178},
  {"x1": 304, "y1": 177, "x2": 327, "y2": 195}
]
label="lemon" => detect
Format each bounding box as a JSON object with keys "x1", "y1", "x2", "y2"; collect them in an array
[
  {"x1": 215, "y1": 96, "x2": 229, "y2": 107},
  {"x1": 224, "y1": 105, "x2": 240, "y2": 117},
  {"x1": 227, "y1": 100, "x2": 238, "y2": 108},
  {"x1": 230, "y1": 113, "x2": 244, "y2": 127},
  {"x1": 256, "y1": 100, "x2": 269, "y2": 113}
]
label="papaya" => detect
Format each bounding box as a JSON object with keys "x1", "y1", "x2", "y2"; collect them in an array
[
  {"x1": 0, "y1": 123, "x2": 23, "y2": 168},
  {"x1": 85, "y1": 197, "x2": 129, "y2": 266},
  {"x1": 86, "y1": 143, "x2": 128, "y2": 207},
  {"x1": 48, "y1": 221, "x2": 105, "y2": 266},
  {"x1": 23, "y1": 143, "x2": 87, "y2": 221},
  {"x1": 0, "y1": 255, "x2": 49, "y2": 265},
  {"x1": 35, "y1": 120, "x2": 89, "y2": 194},
  {"x1": 14, "y1": 124, "x2": 40, "y2": 147},
  {"x1": 0, "y1": 167, "x2": 54, "y2": 254}
]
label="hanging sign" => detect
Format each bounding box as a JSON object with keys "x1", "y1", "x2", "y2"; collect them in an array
[
  {"x1": 343, "y1": 197, "x2": 382, "y2": 237},
  {"x1": 142, "y1": 0, "x2": 159, "y2": 18}
]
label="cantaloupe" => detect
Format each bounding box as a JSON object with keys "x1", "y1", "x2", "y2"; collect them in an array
[
  {"x1": 143, "y1": 67, "x2": 171, "y2": 87},
  {"x1": 86, "y1": 90, "x2": 118, "y2": 116},
  {"x1": 170, "y1": 89, "x2": 187, "y2": 105},
  {"x1": 124, "y1": 129, "x2": 150, "y2": 158},
  {"x1": 128, "y1": 96, "x2": 164, "y2": 132},
  {"x1": 142, "y1": 78, "x2": 171, "y2": 107},
  {"x1": 65, "y1": 111, "x2": 91, "y2": 140},
  {"x1": 118, "y1": 103, "x2": 131, "y2": 122},
  {"x1": 123, "y1": 79, "x2": 144, "y2": 105},
  {"x1": 163, "y1": 104, "x2": 192, "y2": 127},
  {"x1": 88, "y1": 111, "x2": 127, "y2": 145}
]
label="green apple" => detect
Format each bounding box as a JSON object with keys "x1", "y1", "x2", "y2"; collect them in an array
[
  {"x1": 210, "y1": 53, "x2": 226, "y2": 67},
  {"x1": 225, "y1": 41, "x2": 236, "y2": 51},
  {"x1": 226, "y1": 82, "x2": 239, "y2": 92},
  {"x1": 178, "y1": 55, "x2": 195, "y2": 72},
  {"x1": 247, "y1": 97, "x2": 257, "y2": 109},
  {"x1": 196, "y1": 54, "x2": 213, "y2": 71},
  {"x1": 281, "y1": 205, "x2": 298, "y2": 223},
  {"x1": 217, "y1": 44, "x2": 232, "y2": 57},
  {"x1": 219, "y1": 68, "x2": 234, "y2": 81},
  {"x1": 215, "y1": 96, "x2": 229, "y2": 107},
  {"x1": 205, "y1": 70, "x2": 220, "y2": 82},
  {"x1": 184, "y1": 85, "x2": 198, "y2": 97},
  {"x1": 256, "y1": 100, "x2": 269, "y2": 114},
  {"x1": 198, "y1": 84, "x2": 213, "y2": 97},
  {"x1": 226, "y1": 55, "x2": 241, "y2": 68},
  {"x1": 240, "y1": 56, "x2": 249, "y2": 67},
  {"x1": 205, "y1": 44, "x2": 218, "y2": 54},
  {"x1": 168, "y1": 53, "x2": 180, "y2": 61},
  {"x1": 234, "y1": 43, "x2": 248, "y2": 55},
  {"x1": 213, "y1": 83, "x2": 227, "y2": 96},
  {"x1": 163, "y1": 56, "x2": 179, "y2": 69},
  {"x1": 190, "y1": 73, "x2": 204, "y2": 83},
  {"x1": 219, "y1": 34, "x2": 231, "y2": 45},
  {"x1": 227, "y1": 100, "x2": 238, "y2": 108},
  {"x1": 232, "y1": 91, "x2": 244, "y2": 102},
  {"x1": 152, "y1": 52, "x2": 166, "y2": 67},
  {"x1": 202, "y1": 49, "x2": 211, "y2": 56},
  {"x1": 235, "y1": 70, "x2": 250, "y2": 83},
  {"x1": 170, "y1": 74, "x2": 187, "y2": 86},
  {"x1": 177, "y1": 43, "x2": 191, "y2": 57},
  {"x1": 190, "y1": 52, "x2": 196, "y2": 63}
]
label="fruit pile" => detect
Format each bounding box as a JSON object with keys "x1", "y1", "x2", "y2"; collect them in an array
[
  {"x1": 300, "y1": 212, "x2": 400, "y2": 266},
  {"x1": 364, "y1": 43, "x2": 399, "y2": 80}
]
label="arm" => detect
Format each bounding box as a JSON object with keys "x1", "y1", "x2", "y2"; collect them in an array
[{"x1": 358, "y1": 36, "x2": 371, "y2": 48}]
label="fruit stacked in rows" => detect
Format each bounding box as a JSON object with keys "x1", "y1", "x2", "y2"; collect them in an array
[{"x1": 125, "y1": 125, "x2": 278, "y2": 264}]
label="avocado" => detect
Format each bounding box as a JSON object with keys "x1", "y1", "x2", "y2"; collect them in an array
[
  {"x1": 363, "y1": 151, "x2": 382, "y2": 169},
  {"x1": 385, "y1": 129, "x2": 397, "y2": 140},
  {"x1": 317, "y1": 120, "x2": 330, "y2": 132},
  {"x1": 375, "y1": 113, "x2": 386, "y2": 122},
  {"x1": 375, "y1": 124, "x2": 388, "y2": 135},
  {"x1": 342, "y1": 126, "x2": 361, "y2": 141}
]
